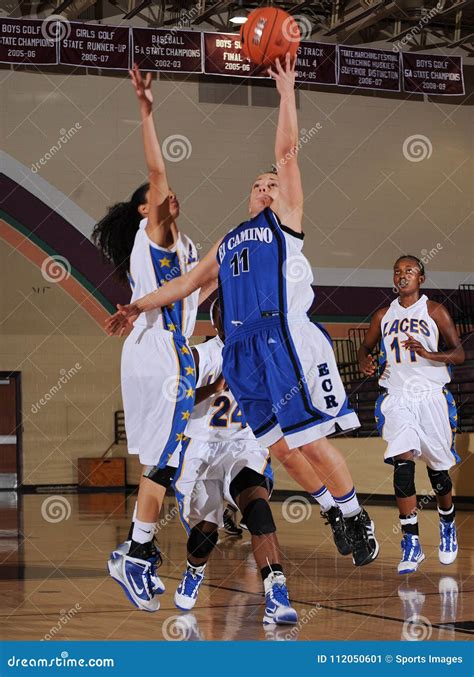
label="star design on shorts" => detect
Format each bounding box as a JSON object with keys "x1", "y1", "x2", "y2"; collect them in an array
[
  {"x1": 185, "y1": 388, "x2": 194, "y2": 398},
  {"x1": 185, "y1": 366, "x2": 195, "y2": 376},
  {"x1": 168, "y1": 323, "x2": 177, "y2": 332},
  {"x1": 176, "y1": 432, "x2": 186, "y2": 441},
  {"x1": 375, "y1": 416, "x2": 379, "y2": 423},
  {"x1": 159, "y1": 257, "x2": 171, "y2": 268},
  {"x1": 181, "y1": 346, "x2": 190, "y2": 355},
  {"x1": 182, "y1": 410, "x2": 191, "y2": 420}
]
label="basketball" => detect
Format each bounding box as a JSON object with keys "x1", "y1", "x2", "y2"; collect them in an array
[{"x1": 240, "y1": 7, "x2": 301, "y2": 68}]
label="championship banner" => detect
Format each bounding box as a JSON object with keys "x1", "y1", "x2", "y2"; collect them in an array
[
  {"x1": 0, "y1": 18, "x2": 58, "y2": 66},
  {"x1": 132, "y1": 27, "x2": 202, "y2": 74},
  {"x1": 402, "y1": 52, "x2": 465, "y2": 95},
  {"x1": 0, "y1": 18, "x2": 466, "y2": 97},
  {"x1": 203, "y1": 32, "x2": 263, "y2": 78},
  {"x1": 295, "y1": 42, "x2": 337, "y2": 85},
  {"x1": 337, "y1": 45, "x2": 400, "y2": 91},
  {"x1": 59, "y1": 22, "x2": 130, "y2": 70}
]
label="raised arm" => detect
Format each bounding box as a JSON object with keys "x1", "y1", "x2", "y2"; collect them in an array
[
  {"x1": 105, "y1": 241, "x2": 221, "y2": 335},
  {"x1": 130, "y1": 65, "x2": 175, "y2": 245},
  {"x1": 269, "y1": 53, "x2": 303, "y2": 233},
  {"x1": 358, "y1": 308, "x2": 386, "y2": 376}
]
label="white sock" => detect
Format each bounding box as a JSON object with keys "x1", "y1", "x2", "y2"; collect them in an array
[
  {"x1": 334, "y1": 487, "x2": 360, "y2": 518},
  {"x1": 310, "y1": 485, "x2": 336, "y2": 512},
  {"x1": 187, "y1": 560, "x2": 206, "y2": 575},
  {"x1": 132, "y1": 518, "x2": 155, "y2": 544}
]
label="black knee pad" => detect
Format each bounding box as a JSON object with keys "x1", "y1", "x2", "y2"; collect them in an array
[
  {"x1": 187, "y1": 526, "x2": 218, "y2": 559},
  {"x1": 229, "y1": 466, "x2": 271, "y2": 502},
  {"x1": 242, "y1": 498, "x2": 276, "y2": 536},
  {"x1": 427, "y1": 467, "x2": 452, "y2": 496},
  {"x1": 393, "y1": 460, "x2": 416, "y2": 498},
  {"x1": 143, "y1": 464, "x2": 176, "y2": 489}
]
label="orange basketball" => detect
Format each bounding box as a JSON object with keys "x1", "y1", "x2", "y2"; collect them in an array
[{"x1": 240, "y1": 7, "x2": 300, "y2": 68}]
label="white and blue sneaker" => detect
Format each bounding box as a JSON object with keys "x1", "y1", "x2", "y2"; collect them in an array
[
  {"x1": 439, "y1": 520, "x2": 458, "y2": 565},
  {"x1": 108, "y1": 553, "x2": 162, "y2": 611},
  {"x1": 110, "y1": 542, "x2": 165, "y2": 594},
  {"x1": 110, "y1": 540, "x2": 130, "y2": 560},
  {"x1": 398, "y1": 534, "x2": 425, "y2": 574},
  {"x1": 174, "y1": 565, "x2": 205, "y2": 611},
  {"x1": 263, "y1": 572, "x2": 298, "y2": 625}
]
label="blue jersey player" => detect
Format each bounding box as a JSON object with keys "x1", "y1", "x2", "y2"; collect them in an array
[{"x1": 106, "y1": 55, "x2": 379, "y2": 567}]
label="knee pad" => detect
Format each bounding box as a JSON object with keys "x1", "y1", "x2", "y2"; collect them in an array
[
  {"x1": 143, "y1": 464, "x2": 176, "y2": 489},
  {"x1": 393, "y1": 460, "x2": 416, "y2": 498},
  {"x1": 229, "y1": 466, "x2": 270, "y2": 502},
  {"x1": 242, "y1": 498, "x2": 276, "y2": 536},
  {"x1": 187, "y1": 526, "x2": 218, "y2": 559},
  {"x1": 427, "y1": 467, "x2": 452, "y2": 496}
]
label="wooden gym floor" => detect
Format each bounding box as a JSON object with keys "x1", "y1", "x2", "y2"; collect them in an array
[{"x1": 1, "y1": 493, "x2": 472, "y2": 641}]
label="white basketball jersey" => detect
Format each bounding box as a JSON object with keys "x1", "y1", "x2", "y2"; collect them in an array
[
  {"x1": 129, "y1": 218, "x2": 199, "y2": 338},
  {"x1": 185, "y1": 336, "x2": 255, "y2": 442},
  {"x1": 379, "y1": 294, "x2": 450, "y2": 392}
]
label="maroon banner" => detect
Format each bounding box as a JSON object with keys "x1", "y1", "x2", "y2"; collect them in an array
[
  {"x1": 204, "y1": 32, "x2": 264, "y2": 78},
  {"x1": 60, "y1": 22, "x2": 129, "y2": 70},
  {"x1": 295, "y1": 41, "x2": 336, "y2": 85},
  {"x1": 0, "y1": 18, "x2": 57, "y2": 65},
  {"x1": 337, "y1": 45, "x2": 400, "y2": 92},
  {"x1": 402, "y1": 52, "x2": 464, "y2": 96},
  {"x1": 132, "y1": 28, "x2": 202, "y2": 73}
]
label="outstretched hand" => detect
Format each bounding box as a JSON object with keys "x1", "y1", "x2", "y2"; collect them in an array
[
  {"x1": 267, "y1": 52, "x2": 296, "y2": 96},
  {"x1": 105, "y1": 303, "x2": 141, "y2": 336},
  {"x1": 129, "y1": 63, "x2": 153, "y2": 111},
  {"x1": 402, "y1": 333, "x2": 430, "y2": 359}
]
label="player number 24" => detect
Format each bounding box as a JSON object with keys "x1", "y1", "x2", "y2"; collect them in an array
[{"x1": 210, "y1": 395, "x2": 246, "y2": 428}]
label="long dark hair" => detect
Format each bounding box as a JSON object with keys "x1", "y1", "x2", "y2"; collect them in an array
[{"x1": 92, "y1": 183, "x2": 149, "y2": 283}]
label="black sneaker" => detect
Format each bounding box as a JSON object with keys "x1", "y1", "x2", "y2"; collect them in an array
[
  {"x1": 321, "y1": 506, "x2": 352, "y2": 556},
  {"x1": 223, "y1": 507, "x2": 243, "y2": 536},
  {"x1": 344, "y1": 509, "x2": 379, "y2": 566}
]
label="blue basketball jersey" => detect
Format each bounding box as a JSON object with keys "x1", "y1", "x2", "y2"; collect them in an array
[{"x1": 217, "y1": 208, "x2": 314, "y2": 339}]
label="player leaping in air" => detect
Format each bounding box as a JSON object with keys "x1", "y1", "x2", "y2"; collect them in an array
[
  {"x1": 106, "y1": 54, "x2": 379, "y2": 567},
  {"x1": 358, "y1": 255, "x2": 464, "y2": 574}
]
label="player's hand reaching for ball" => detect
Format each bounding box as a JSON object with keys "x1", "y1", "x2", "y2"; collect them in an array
[
  {"x1": 402, "y1": 333, "x2": 430, "y2": 359},
  {"x1": 267, "y1": 52, "x2": 296, "y2": 96},
  {"x1": 129, "y1": 63, "x2": 153, "y2": 113},
  {"x1": 105, "y1": 303, "x2": 141, "y2": 336},
  {"x1": 359, "y1": 354, "x2": 377, "y2": 377}
]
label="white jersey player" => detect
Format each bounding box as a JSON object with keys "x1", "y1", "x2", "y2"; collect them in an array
[
  {"x1": 171, "y1": 300, "x2": 298, "y2": 626},
  {"x1": 359, "y1": 255, "x2": 465, "y2": 574},
  {"x1": 101, "y1": 66, "x2": 214, "y2": 613}
]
